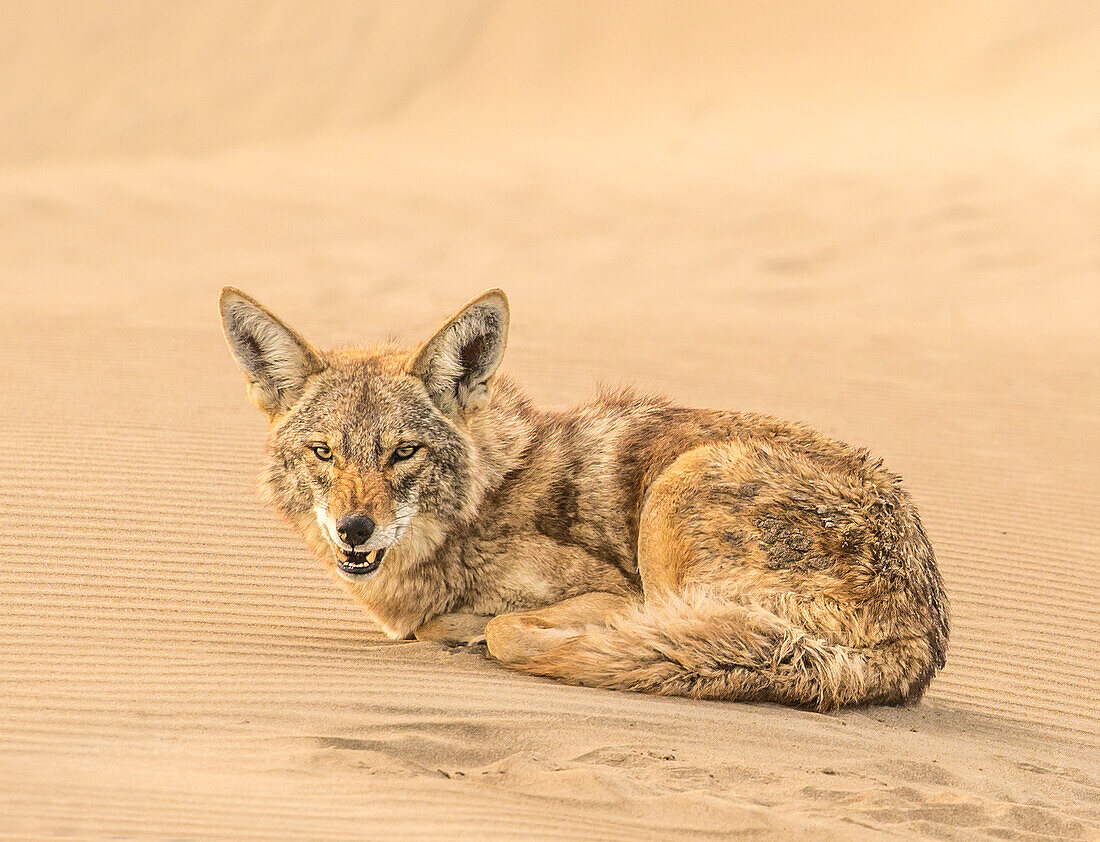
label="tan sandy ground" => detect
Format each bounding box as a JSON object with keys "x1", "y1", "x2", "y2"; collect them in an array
[{"x1": 1, "y1": 3, "x2": 1098, "y2": 839}]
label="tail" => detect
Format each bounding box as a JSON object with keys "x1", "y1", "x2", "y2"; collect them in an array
[{"x1": 507, "y1": 590, "x2": 940, "y2": 711}]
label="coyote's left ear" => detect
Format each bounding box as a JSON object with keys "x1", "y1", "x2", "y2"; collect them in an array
[{"x1": 407, "y1": 289, "x2": 509, "y2": 417}]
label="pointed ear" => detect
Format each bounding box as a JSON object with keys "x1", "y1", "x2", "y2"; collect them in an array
[
  {"x1": 407, "y1": 289, "x2": 509, "y2": 416},
  {"x1": 219, "y1": 287, "x2": 324, "y2": 418}
]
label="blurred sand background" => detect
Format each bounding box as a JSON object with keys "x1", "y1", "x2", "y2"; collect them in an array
[{"x1": 1, "y1": 2, "x2": 1098, "y2": 839}]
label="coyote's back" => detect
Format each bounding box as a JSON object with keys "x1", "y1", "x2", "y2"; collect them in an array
[{"x1": 492, "y1": 401, "x2": 949, "y2": 709}]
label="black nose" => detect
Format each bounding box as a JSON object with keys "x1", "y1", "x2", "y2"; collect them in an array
[{"x1": 336, "y1": 514, "x2": 375, "y2": 548}]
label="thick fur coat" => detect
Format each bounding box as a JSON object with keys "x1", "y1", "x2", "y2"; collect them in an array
[{"x1": 220, "y1": 287, "x2": 949, "y2": 710}]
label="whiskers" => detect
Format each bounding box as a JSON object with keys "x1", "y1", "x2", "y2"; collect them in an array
[{"x1": 389, "y1": 507, "x2": 445, "y2": 563}]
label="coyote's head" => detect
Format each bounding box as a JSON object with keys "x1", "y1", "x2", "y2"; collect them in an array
[{"x1": 219, "y1": 287, "x2": 511, "y2": 587}]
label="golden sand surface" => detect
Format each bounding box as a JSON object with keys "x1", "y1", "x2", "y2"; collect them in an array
[{"x1": 1, "y1": 3, "x2": 1097, "y2": 839}]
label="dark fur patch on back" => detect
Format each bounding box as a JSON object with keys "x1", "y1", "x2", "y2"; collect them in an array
[
  {"x1": 754, "y1": 513, "x2": 823, "y2": 571},
  {"x1": 720, "y1": 529, "x2": 747, "y2": 554},
  {"x1": 738, "y1": 483, "x2": 760, "y2": 500},
  {"x1": 530, "y1": 442, "x2": 641, "y2": 586},
  {"x1": 535, "y1": 475, "x2": 581, "y2": 537}
]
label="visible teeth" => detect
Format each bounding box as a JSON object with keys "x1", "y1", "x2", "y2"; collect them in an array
[{"x1": 343, "y1": 549, "x2": 378, "y2": 567}]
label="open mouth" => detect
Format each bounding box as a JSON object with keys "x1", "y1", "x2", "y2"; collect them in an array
[{"x1": 335, "y1": 547, "x2": 386, "y2": 577}]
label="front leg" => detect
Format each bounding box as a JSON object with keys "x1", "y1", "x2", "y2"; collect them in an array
[
  {"x1": 413, "y1": 612, "x2": 494, "y2": 647},
  {"x1": 485, "y1": 591, "x2": 634, "y2": 666}
]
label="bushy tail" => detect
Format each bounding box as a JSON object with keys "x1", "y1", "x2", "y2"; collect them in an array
[{"x1": 509, "y1": 590, "x2": 937, "y2": 711}]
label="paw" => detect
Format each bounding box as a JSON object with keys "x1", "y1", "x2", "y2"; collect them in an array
[
  {"x1": 413, "y1": 614, "x2": 490, "y2": 647},
  {"x1": 454, "y1": 633, "x2": 487, "y2": 648},
  {"x1": 484, "y1": 614, "x2": 524, "y2": 664},
  {"x1": 485, "y1": 614, "x2": 578, "y2": 665},
  {"x1": 414, "y1": 628, "x2": 486, "y2": 648}
]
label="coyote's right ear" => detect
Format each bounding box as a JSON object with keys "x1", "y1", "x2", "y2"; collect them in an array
[{"x1": 219, "y1": 287, "x2": 324, "y2": 418}]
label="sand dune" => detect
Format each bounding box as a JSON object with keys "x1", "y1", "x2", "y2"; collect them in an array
[{"x1": 2, "y1": 3, "x2": 1098, "y2": 839}]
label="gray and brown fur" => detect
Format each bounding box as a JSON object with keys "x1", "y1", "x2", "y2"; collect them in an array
[{"x1": 220, "y1": 287, "x2": 949, "y2": 710}]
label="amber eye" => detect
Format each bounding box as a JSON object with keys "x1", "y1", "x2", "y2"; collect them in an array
[
  {"x1": 392, "y1": 443, "x2": 419, "y2": 462},
  {"x1": 310, "y1": 444, "x2": 333, "y2": 461}
]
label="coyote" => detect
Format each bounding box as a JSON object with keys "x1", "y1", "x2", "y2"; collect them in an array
[{"x1": 220, "y1": 287, "x2": 948, "y2": 709}]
